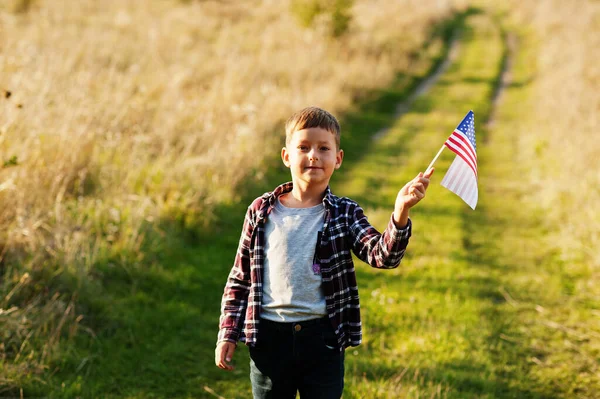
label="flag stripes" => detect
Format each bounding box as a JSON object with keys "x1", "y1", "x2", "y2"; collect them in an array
[
  {"x1": 439, "y1": 110, "x2": 478, "y2": 209},
  {"x1": 444, "y1": 131, "x2": 478, "y2": 177},
  {"x1": 441, "y1": 156, "x2": 478, "y2": 209}
]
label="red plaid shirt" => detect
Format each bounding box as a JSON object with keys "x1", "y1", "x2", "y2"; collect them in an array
[{"x1": 217, "y1": 182, "x2": 412, "y2": 349}]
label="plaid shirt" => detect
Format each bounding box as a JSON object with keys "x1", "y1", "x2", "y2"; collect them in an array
[{"x1": 217, "y1": 182, "x2": 412, "y2": 349}]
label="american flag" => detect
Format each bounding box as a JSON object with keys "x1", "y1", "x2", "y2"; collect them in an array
[{"x1": 440, "y1": 110, "x2": 478, "y2": 209}]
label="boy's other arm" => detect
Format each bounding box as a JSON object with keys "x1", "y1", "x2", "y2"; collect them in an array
[{"x1": 216, "y1": 206, "x2": 255, "y2": 368}]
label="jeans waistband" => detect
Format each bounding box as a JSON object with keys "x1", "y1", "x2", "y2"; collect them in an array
[{"x1": 259, "y1": 316, "x2": 330, "y2": 332}]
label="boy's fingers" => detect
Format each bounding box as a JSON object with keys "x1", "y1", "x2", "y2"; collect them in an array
[
  {"x1": 414, "y1": 180, "x2": 429, "y2": 192},
  {"x1": 414, "y1": 169, "x2": 433, "y2": 183},
  {"x1": 414, "y1": 173, "x2": 431, "y2": 189},
  {"x1": 410, "y1": 184, "x2": 425, "y2": 197},
  {"x1": 411, "y1": 183, "x2": 424, "y2": 193},
  {"x1": 225, "y1": 344, "x2": 235, "y2": 362},
  {"x1": 218, "y1": 355, "x2": 233, "y2": 370},
  {"x1": 225, "y1": 345, "x2": 236, "y2": 370},
  {"x1": 221, "y1": 361, "x2": 233, "y2": 371}
]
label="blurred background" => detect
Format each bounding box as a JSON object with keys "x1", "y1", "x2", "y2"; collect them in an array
[{"x1": 0, "y1": 0, "x2": 598, "y2": 397}]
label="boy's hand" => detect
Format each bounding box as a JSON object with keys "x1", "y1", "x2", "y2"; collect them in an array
[
  {"x1": 215, "y1": 341, "x2": 237, "y2": 371},
  {"x1": 393, "y1": 168, "x2": 434, "y2": 228}
]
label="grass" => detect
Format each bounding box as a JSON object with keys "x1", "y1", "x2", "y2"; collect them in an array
[
  {"x1": 336, "y1": 9, "x2": 519, "y2": 397},
  {"x1": 30, "y1": 11, "x2": 467, "y2": 399},
  {"x1": 0, "y1": 0, "x2": 464, "y2": 393},
  {"x1": 1, "y1": 1, "x2": 599, "y2": 398},
  {"x1": 336, "y1": 5, "x2": 600, "y2": 398},
  {"x1": 2, "y1": 5, "x2": 469, "y2": 399}
]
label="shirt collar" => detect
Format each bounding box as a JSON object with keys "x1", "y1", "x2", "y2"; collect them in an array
[{"x1": 257, "y1": 182, "x2": 334, "y2": 221}]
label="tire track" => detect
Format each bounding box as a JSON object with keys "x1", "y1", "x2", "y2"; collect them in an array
[
  {"x1": 372, "y1": 30, "x2": 462, "y2": 142},
  {"x1": 485, "y1": 31, "x2": 517, "y2": 130}
]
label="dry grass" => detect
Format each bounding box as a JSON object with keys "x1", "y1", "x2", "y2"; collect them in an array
[
  {"x1": 0, "y1": 0, "x2": 464, "y2": 389},
  {"x1": 3, "y1": 0, "x2": 597, "y2": 394},
  {"x1": 504, "y1": 0, "x2": 600, "y2": 282},
  {"x1": 497, "y1": 1, "x2": 600, "y2": 394},
  {"x1": 0, "y1": 0, "x2": 460, "y2": 261},
  {"x1": 508, "y1": 0, "x2": 599, "y2": 279}
]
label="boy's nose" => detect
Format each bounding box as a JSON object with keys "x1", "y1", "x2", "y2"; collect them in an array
[{"x1": 308, "y1": 150, "x2": 318, "y2": 160}]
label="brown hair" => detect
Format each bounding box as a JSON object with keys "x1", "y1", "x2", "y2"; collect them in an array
[{"x1": 285, "y1": 106, "x2": 341, "y2": 149}]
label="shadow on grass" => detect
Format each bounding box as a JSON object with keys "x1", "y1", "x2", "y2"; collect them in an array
[
  {"x1": 349, "y1": 359, "x2": 553, "y2": 399},
  {"x1": 38, "y1": 229, "x2": 252, "y2": 397}
]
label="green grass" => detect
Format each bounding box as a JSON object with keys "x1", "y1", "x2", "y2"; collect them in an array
[
  {"x1": 335, "y1": 7, "x2": 599, "y2": 398},
  {"x1": 17, "y1": 9, "x2": 464, "y2": 399},
  {"x1": 335, "y1": 9, "x2": 521, "y2": 398},
  {"x1": 14, "y1": 6, "x2": 598, "y2": 399}
]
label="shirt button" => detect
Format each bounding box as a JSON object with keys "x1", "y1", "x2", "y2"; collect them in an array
[{"x1": 294, "y1": 324, "x2": 302, "y2": 332}]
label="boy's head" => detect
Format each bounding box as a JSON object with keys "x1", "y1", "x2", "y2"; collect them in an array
[
  {"x1": 282, "y1": 107, "x2": 344, "y2": 189},
  {"x1": 285, "y1": 106, "x2": 341, "y2": 150}
]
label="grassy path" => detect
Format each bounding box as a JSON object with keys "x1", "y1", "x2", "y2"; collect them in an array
[
  {"x1": 336, "y1": 7, "x2": 598, "y2": 398},
  {"x1": 335, "y1": 9, "x2": 517, "y2": 397},
  {"x1": 37, "y1": 6, "x2": 597, "y2": 399}
]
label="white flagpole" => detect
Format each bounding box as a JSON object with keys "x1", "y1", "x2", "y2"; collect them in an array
[{"x1": 426, "y1": 144, "x2": 445, "y2": 172}]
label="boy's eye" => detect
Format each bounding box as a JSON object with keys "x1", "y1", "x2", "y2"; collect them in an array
[
  {"x1": 320, "y1": 147, "x2": 330, "y2": 151},
  {"x1": 298, "y1": 145, "x2": 308, "y2": 151}
]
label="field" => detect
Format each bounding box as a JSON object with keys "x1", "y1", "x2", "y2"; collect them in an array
[{"x1": 0, "y1": 0, "x2": 598, "y2": 397}]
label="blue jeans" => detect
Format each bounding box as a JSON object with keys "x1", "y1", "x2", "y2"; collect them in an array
[{"x1": 249, "y1": 317, "x2": 345, "y2": 399}]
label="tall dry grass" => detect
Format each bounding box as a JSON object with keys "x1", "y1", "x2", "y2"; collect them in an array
[
  {"x1": 509, "y1": 0, "x2": 599, "y2": 270},
  {"x1": 0, "y1": 0, "x2": 464, "y2": 387},
  {"x1": 503, "y1": 0, "x2": 600, "y2": 391}
]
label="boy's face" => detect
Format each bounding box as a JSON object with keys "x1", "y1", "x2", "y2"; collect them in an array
[{"x1": 281, "y1": 127, "x2": 343, "y2": 188}]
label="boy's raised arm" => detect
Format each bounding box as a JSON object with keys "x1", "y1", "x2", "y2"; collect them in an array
[
  {"x1": 349, "y1": 204, "x2": 411, "y2": 269},
  {"x1": 349, "y1": 169, "x2": 434, "y2": 268}
]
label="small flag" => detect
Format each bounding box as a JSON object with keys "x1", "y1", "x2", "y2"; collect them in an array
[{"x1": 440, "y1": 110, "x2": 478, "y2": 209}]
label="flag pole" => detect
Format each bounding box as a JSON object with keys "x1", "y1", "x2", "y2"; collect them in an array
[{"x1": 426, "y1": 144, "x2": 445, "y2": 172}]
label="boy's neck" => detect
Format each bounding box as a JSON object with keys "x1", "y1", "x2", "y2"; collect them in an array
[{"x1": 281, "y1": 180, "x2": 328, "y2": 208}]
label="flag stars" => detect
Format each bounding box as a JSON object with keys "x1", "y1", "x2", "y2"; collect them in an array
[{"x1": 457, "y1": 111, "x2": 476, "y2": 150}]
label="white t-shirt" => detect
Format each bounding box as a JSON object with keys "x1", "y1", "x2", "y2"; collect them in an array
[{"x1": 260, "y1": 198, "x2": 327, "y2": 322}]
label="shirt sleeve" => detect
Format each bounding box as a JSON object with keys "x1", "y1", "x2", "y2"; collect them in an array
[
  {"x1": 348, "y1": 204, "x2": 412, "y2": 269},
  {"x1": 217, "y1": 206, "x2": 254, "y2": 345}
]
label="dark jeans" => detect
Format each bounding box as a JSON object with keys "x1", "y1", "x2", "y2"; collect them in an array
[{"x1": 249, "y1": 317, "x2": 345, "y2": 399}]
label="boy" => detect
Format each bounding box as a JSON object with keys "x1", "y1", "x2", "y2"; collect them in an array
[{"x1": 216, "y1": 106, "x2": 433, "y2": 398}]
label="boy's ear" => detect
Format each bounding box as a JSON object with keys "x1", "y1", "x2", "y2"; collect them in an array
[
  {"x1": 281, "y1": 147, "x2": 291, "y2": 167},
  {"x1": 335, "y1": 149, "x2": 344, "y2": 169}
]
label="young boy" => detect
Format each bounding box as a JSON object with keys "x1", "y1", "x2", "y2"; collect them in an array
[{"x1": 216, "y1": 106, "x2": 433, "y2": 398}]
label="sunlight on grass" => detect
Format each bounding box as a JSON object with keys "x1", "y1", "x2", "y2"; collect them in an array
[
  {"x1": 0, "y1": 0, "x2": 598, "y2": 397},
  {"x1": 0, "y1": 1, "x2": 468, "y2": 394},
  {"x1": 330, "y1": 9, "x2": 512, "y2": 398}
]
